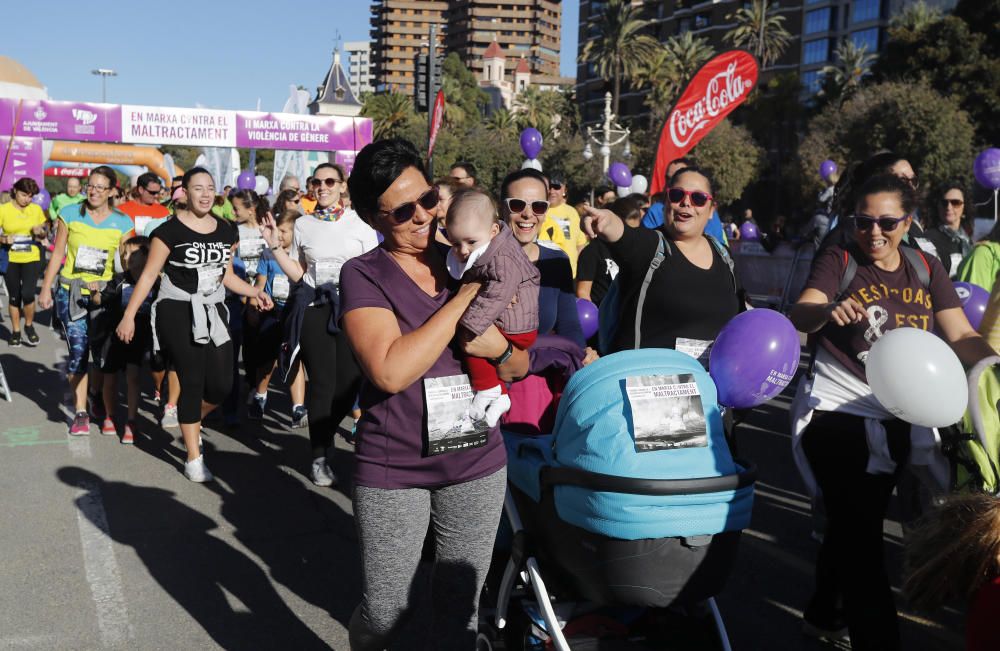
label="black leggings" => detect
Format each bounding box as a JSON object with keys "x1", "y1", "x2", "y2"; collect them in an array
[
  {"x1": 4, "y1": 260, "x2": 40, "y2": 308},
  {"x1": 156, "y1": 300, "x2": 234, "y2": 425},
  {"x1": 299, "y1": 303, "x2": 361, "y2": 457}
]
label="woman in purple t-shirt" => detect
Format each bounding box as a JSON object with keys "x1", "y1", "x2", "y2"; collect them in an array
[
  {"x1": 789, "y1": 174, "x2": 995, "y2": 649},
  {"x1": 340, "y1": 138, "x2": 528, "y2": 650}
]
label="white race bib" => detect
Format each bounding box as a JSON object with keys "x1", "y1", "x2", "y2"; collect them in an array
[
  {"x1": 949, "y1": 253, "x2": 963, "y2": 277},
  {"x1": 239, "y1": 237, "x2": 266, "y2": 261},
  {"x1": 424, "y1": 374, "x2": 489, "y2": 456},
  {"x1": 10, "y1": 235, "x2": 33, "y2": 252},
  {"x1": 313, "y1": 259, "x2": 342, "y2": 287},
  {"x1": 74, "y1": 245, "x2": 109, "y2": 274},
  {"x1": 556, "y1": 218, "x2": 571, "y2": 240},
  {"x1": 197, "y1": 266, "x2": 224, "y2": 295},
  {"x1": 271, "y1": 275, "x2": 290, "y2": 301},
  {"x1": 675, "y1": 337, "x2": 714, "y2": 369},
  {"x1": 625, "y1": 374, "x2": 708, "y2": 452}
]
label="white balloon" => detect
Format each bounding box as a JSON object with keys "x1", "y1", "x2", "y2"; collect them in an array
[
  {"x1": 521, "y1": 158, "x2": 543, "y2": 171},
  {"x1": 866, "y1": 328, "x2": 969, "y2": 427},
  {"x1": 617, "y1": 186, "x2": 631, "y2": 197},
  {"x1": 254, "y1": 175, "x2": 270, "y2": 195},
  {"x1": 630, "y1": 174, "x2": 648, "y2": 194}
]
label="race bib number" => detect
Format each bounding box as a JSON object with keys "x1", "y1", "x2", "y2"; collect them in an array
[
  {"x1": 271, "y1": 275, "x2": 290, "y2": 301},
  {"x1": 424, "y1": 374, "x2": 489, "y2": 456},
  {"x1": 556, "y1": 218, "x2": 571, "y2": 240},
  {"x1": 10, "y1": 235, "x2": 33, "y2": 252},
  {"x1": 197, "y1": 266, "x2": 224, "y2": 295},
  {"x1": 675, "y1": 337, "x2": 714, "y2": 369},
  {"x1": 625, "y1": 374, "x2": 707, "y2": 452},
  {"x1": 74, "y1": 245, "x2": 109, "y2": 274},
  {"x1": 314, "y1": 259, "x2": 342, "y2": 287},
  {"x1": 238, "y1": 237, "x2": 266, "y2": 261}
]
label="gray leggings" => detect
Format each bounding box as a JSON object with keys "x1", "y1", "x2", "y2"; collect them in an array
[{"x1": 349, "y1": 467, "x2": 506, "y2": 651}]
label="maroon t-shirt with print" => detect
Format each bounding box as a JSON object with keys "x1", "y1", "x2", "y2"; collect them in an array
[
  {"x1": 804, "y1": 244, "x2": 962, "y2": 382},
  {"x1": 339, "y1": 246, "x2": 507, "y2": 490}
]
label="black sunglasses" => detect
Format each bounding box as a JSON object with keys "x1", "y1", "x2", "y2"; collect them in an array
[
  {"x1": 853, "y1": 215, "x2": 909, "y2": 232},
  {"x1": 310, "y1": 177, "x2": 343, "y2": 188},
  {"x1": 667, "y1": 187, "x2": 713, "y2": 207},
  {"x1": 504, "y1": 198, "x2": 549, "y2": 216},
  {"x1": 940, "y1": 198, "x2": 964, "y2": 207},
  {"x1": 550, "y1": 182, "x2": 563, "y2": 190},
  {"x1": 381, "y1": 186, "x2": 440, "y2": 224}
]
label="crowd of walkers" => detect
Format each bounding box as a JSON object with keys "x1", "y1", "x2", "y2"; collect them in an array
[{"x1": 2, "y1": 139, "x2": 1000, "y2": 650}]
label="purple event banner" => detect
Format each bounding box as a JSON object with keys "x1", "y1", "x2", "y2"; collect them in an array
[
  {"x1": 0, "y1": 136, "x2": 44, "y2": 192},
  {"x1": 0, "y1": 98, "x2": 371, "y2": 153}
]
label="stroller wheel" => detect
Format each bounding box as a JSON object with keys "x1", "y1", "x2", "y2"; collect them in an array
[{"x1": 477, "y1": 621, "x2": 505, "y2": 651}]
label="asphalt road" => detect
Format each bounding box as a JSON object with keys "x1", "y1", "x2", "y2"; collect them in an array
[{"x1": 0, "y1": 316, "x2": 964, "y2": 650}]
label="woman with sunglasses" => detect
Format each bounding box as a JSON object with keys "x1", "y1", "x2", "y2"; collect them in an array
[
  {"x1": 917, "y1": 182, "x2": 972, "y2": 279},
  {"x1": 340, "y1": 138, "x2": 527, "y2": 650},
  {"x1": 260, "y1": 162, "x2": 377, "y2": 486},
  {"x1": 38, "y1": 166, "x2": 135, "y2": 435},
  {"x1": 788, "y1": 174, "x2": 994, "y2": 649},
  {"x1": 583, "y1": 166, "x2": 743, "y2": 357}
]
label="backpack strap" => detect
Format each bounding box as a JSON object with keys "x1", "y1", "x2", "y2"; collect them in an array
[
  {"x1": 634, "y1": 231, "x2": 667, "y2": 350},
  {"x1": 706, "y1": 234, "x2": 737, "y2": 290},
  {"x1": 899, "y1": 245, "x2": 932, "y2": 289},
  {"x1": 837, "y1": 248, "x2": 858, "y2": 300}
]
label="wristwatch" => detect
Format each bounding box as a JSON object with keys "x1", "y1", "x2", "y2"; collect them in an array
[{"x1": 490, "y1": 340, "x2": 514, "y2": 367}]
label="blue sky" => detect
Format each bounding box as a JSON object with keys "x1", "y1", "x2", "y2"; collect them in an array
[{"x1": 8, "y1": 0, "x2": 578, "y2": 112}]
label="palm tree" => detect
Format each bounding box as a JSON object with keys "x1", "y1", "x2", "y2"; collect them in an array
[
  {"x1": 724, "y1": 0, "x2": 793, "y2": 69},
  {"x1": 361, "y1": 92, "x2": 413, "y2": 140},
  {"x1": 486, "y1": 108, "x2": 518, "y2": 140},
  {"x1": 635, "y1": 33, "x2": 715, "y2": 122},
  {"x1": 819, "y1": 39, "x2": 878, "y2": 103},
  {"x1": 580, "y1": 0, "x2": 661, "y2": 115},
  {"x1": 890, "y1": 0, "x2": 941, "y2": 32},
  {"x1": 513, "y1": 87, "x2": 565, "y2": 138}
]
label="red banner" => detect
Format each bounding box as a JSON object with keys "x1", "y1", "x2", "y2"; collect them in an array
[
  {"x1": 427, "y1": 90, "x2": 446, "y2": 159},
  {"x1": 46, "y1": 167, "x2": 91, "y2": 177},
  {"x1": 650, "y1": 50, "x2": 759, "y2": 195}
]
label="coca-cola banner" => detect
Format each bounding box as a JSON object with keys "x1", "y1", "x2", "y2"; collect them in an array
[
  {"x1": 650, "y1": 50, "x2": 759, "y2": 195},
  {"x1": 427, "y1": 90, "x2": 446, "y2": 159}
]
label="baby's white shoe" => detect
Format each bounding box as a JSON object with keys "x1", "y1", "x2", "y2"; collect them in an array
[
  {"x1": 469, "y1": 385, "x2": 503, "y2": 421},
  {"x1": 483, "y1": 393, "x2": 512, "y2": 427}
]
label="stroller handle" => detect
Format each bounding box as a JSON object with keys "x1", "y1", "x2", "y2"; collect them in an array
[{"x1": 540, "y1": 459, "x2": 757, "y2": 496}]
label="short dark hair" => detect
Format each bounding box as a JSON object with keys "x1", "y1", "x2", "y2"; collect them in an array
[
  {"x1": 348, "y1": 138, "x2": 426, "y2": 224},
  {"x1": 595, "y1": 185, "x2": 614, "y2": 197},
  {"x1": 137, "y1": 172, "x2": 161, "y2": 190},
  {"x1": 855, "y1": 173, "x2": 918, "y2": 216},
  {"x1": 499, "y1": 168, "x2": 548, "y2": 201},
  {"x1": 451, "y1": 161, "x2": 477, "y2": 179},
  {"x1": 313, "y1": 162, "x2": 347, "y2": 181},
  {"x1": 11, "y1": 177, "x2": 39, "y2": 196},
  {"x1": 929, "y1": 179, "x2": 972, "y2": 236},
  {"x1": 608, "y1": 196, "x2": 644, "y2": 224},
  {"x1": 276, "y1": 209, "x2": 301, "y2": 228},
  {"x1": 125, "y1": 235, "x2": 150, "y2": 248}
]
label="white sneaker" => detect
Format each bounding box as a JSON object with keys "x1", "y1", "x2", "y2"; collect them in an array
[
  {"x1": 184, "y1": 455, "x2": 213, "y2": 483},
  {"x1": 310, "y1": 457, "x2": 336, "y2": 487},
  {"x1": 469, "y1": 386, "x2": 503, "y2": 421},
  {"x1": 162, "y1": 404, "x2": 179, "y2": 428}
]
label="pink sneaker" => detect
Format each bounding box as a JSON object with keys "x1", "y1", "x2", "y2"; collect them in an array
[
  {"x1": 70, "y1": 412, "x2": 90, "y2": 436},
  {"x1": 121, "y1": 422, "x2": 136, "y2": 445},
  {"x1": 101, "y1": 418, "x2": 117, "y2": 436}
]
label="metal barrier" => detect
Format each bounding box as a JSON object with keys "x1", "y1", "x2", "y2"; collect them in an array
[{"x1": 730, "y1": 241, "x2": 816, "y2": 312}]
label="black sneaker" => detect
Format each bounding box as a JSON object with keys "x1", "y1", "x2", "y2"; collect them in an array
[
  {"x1": 8, "y1": 331, "x2": 21, "y2": 347},
  {"x1": 22, "y1": 324, "x2": 39, "y2": 346},
  {"x1": 248, "y1": 394, "x2": 266, "y2": 421}
]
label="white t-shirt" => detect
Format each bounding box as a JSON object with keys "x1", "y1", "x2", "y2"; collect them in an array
[{"x1": 290, "y1": 209, "x2": 378, "y2": 293}]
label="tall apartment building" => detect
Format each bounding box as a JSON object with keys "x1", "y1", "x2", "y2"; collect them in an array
[
  {"x1": 370, "y1": 0, "x2": 566, "y2": 98},
  {"x1": 344, "y1": 41, "x2": 374, "y2": 97},
  {"x1": 445, "y1": 0, "x2": 563, "y2": 84},
  {"x1": 576, "y1": 0, "x2": 803, "y2": 125},
  {"x1": 370, "y1": 0, "x2": 448, "y2": 96}
]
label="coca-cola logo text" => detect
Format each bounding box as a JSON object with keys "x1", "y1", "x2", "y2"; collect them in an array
[{"x1": 669, "y1": 63, "x2": 751, "y2": 149}]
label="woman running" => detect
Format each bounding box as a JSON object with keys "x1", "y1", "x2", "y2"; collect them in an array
[
  {"x1": 38, "y1": 166, "x2": 134, "y2": 435},
  {"x1": 115, "y1": 168, "x2": 272, "y2": 482},
  {"x1": 0, "y1": 177, "x2": 48, "y2": 347}
]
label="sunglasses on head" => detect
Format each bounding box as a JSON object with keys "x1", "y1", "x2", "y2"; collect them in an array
[
  {"x1": 504, "y1": 197, "x2": 549, "y2": 216},
  {"x1": 667, "y1": 187, "x2": 713, "y2": 207},
  {"x1": 381, "y1": 186, "x2": 440, "y2": 224},
  {"x1": 310, "y1": 177, "x2": 342, "y2": 188},
  {"x1": 853, "y1": 215, "x2": 909, "y2": 232},
  {"x1": 940, "y1": 198, "x2": 964, "y2": 207}
]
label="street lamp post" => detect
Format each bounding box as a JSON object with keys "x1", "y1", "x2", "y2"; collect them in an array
[
  {"x1": 582, "y1": 92, "x2": 630, "y2": 174},
  {"x1": 91, "y1": 68, "x2": 117, "y2": 103}
]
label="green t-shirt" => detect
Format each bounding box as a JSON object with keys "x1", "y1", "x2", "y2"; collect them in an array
[
  {"x1": 49, "y1": 192, "x2": 85, "y2": 221},
  {"x1": 957, "y1": 241, "x2": 1000, "y2": 293},
  {"x1": 211, "y1": 198, "x2": 236, "y2": 221}
]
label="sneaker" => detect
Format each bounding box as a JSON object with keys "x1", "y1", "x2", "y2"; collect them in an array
[
  {"x1": 310, "y1": 457, "x2": 336, "y2": 487},
  {"x1": 161, "y1": 404, "x2": 179, "y2": 428},
  {"x1": 8, "y1": 331, "x2": 20, "y2": 347},
  {"x1": 69, "y1": 411, "x2": 90, "y2": 436},
  {"x1": 22, "y1": 324, "x2": 39, "y2": 346},
  {"x1": 121, "y1": 422, "x2": 136, "y2": 445},
  {"x1": 248, "y1": 393, "x2": 266, "y2": 421},
  {"x1": 291, "y1": 405, "x2": 308, "y2": 429},
  {"x1": 154, "y1": 390, "x2": 161, "y2": 404},
  {"x1": 101, "y1": 418, "x2": 117, "y2": 436},
  {"x1": 184, "y1": 455, "x2": 214, "y2": 482}
]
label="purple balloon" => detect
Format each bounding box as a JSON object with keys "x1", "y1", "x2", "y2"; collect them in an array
[
  {"x1": 520, "y1": 128, "x2": 543, "y2": 160},
  {"x1": 954, "y1": 281, "x2": 989, "y2": 331},
  {"x1": 739, "y1": 221, "x2": 759, "y2": 241},
  {"x1": 577, "y1": 298, "x2": 599, "y2": 340},
  {"x1": 607, "y1": 162, "x2": 632, "y2": 188},
  {"x1": 709, "y1": 309, "x2": 801, "y2": 409},
  {"x1": 819, "y1": 159, "x2": 838, "y2": 181},
  {"x1": 974, "y1": 148, "x2": 1000, "y2": 190},
  {"x1": 32, "y1": 188, "x2": 51, "y2": 211},
  {"x1": 236, "y1": 170, "x2": 255, "y2": 191}
]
